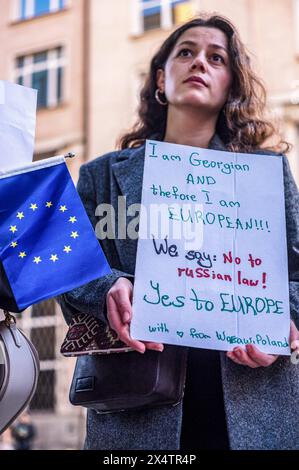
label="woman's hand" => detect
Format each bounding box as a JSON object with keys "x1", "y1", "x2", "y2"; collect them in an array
[
  {"x1": 226, "y1": 320, "x2": 299, "y2": 368},
  {"x1": 106, "y1": 277, "x2": 164, "y2": 354}
]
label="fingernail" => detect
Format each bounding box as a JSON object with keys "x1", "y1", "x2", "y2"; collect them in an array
[
  {"x1": 124, "y1": 312, "x2": 130, "y2": 322},
  {"x1": 246, "y1": 344, "x2": 253, "y2": 352},
  {"x1": 235, "y1": 349, "x2": 242, "y2": 357}
]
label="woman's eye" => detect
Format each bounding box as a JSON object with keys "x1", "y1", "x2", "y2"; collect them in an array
[
  {"x1": 211, "y1": 54, "x2": 225, "y2": 64},
  {"x1": 177, "y1": 48, "x2": 192, "y2": 57}
]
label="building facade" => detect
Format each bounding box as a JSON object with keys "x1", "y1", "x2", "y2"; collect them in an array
[
  {"x1": 0, "y1": 0, "x2": 298, "y2": 449},
  {"x1": 87, "y1": 0, "x2": 299, "y2": 183},
  {"x1": 0, "y1": 0, "x2": 87, "y2": 450}
]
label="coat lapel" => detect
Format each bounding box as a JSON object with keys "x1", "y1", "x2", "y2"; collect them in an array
[
  {"x1": 111, "y1": 145, "x2": 145, "y2": 208},
  {"x1": 111, "y1": 146, "x2": 145, "y2": 271},
  {"x1": 208, "y1": 133, "x2": 227, "y2": 151}
]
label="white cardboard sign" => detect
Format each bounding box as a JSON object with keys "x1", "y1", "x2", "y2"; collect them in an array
[{"x1": 131, "y1": 140, "x2": 291, "y2": 355}]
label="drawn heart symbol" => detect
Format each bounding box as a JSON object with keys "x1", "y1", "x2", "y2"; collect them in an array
[{"x1": 177, "y1": 331, "x2": 184, "y2": 338}]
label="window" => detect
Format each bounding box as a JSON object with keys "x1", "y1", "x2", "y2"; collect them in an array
[
  {"x1": 17, "y1": 0, "x2": 65, "y2": 21},
  {"x1": 30, "y1": 322, "x2": 56, "y2": 409},
  {"x1": 132, "y1": 0, "x2": 194, "y2": 35},
  {"x1": 26, "y1": 300, "x2": 57, "y2": 411},
  {"x1": 18, "y1": 299, "x2": 68, "y2": 413},
  {"x1": 30, "y1": 370, "x2": 56, "y2": 411},
  {"x1": 142, "y1": 0, "x2": 161, "y2": 31},
  {"x1": 15, "y1": 47, "x2": 65, "y2": 109},
  {"x1": 31, "y1": 327, "x2": 55, "y2": 361}
]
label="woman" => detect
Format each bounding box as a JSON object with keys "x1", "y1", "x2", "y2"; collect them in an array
[{"x1": 58, "y1": 14, "x2": 299, "y2": 450}]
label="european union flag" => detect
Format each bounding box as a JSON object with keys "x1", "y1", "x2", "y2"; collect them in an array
[{"x1": 0, "y1": 156, "x2": 111, "y2": 311}]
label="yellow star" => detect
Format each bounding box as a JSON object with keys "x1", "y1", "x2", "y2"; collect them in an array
[
  {"x1": 71, "y1": 231, "x2": 79, "y2": 239},
  {"x1": 33, "y1": 256, "x2": 42, "y2": 265},
  {"x1": 9, "y1": 225, "x2": 18, "y2": 234},
  {"x1": 50, "y1": 254, "x2": 59, "y2": 262},
  {"x1": 19, "y1": 252, "x2": 26, "y2": 259},
  {"x1": 60, "y1": 205, "x2": 67, "y2": 213},
  {"x1": 63, "y1": 246, "x2": 72, "y2": 254},
  {"x1": 17, "y1": 212, "x2": 24, "y2": 220},
  {"x1": 30, "y1": 203, "x2": 38, "y2": 211},
  {"x1": 69, "y1": 216, "x2": 77, "y2": 224},
  {"x1": 46, "y1": 202, "x2": 53, "y2": 208},
  {"x1": 11, "y1": 241, "x2": 18, "y2": 248}
]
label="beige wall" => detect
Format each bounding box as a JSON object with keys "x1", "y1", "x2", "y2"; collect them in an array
[
  {"x1": 0, "y1": 0, "x2": 86, "y2": 449},
  {"x1": 246, "y1": 0, "x2": 298, "y2": 94},
  {"x1": 95, "y1": 0, "x2": 299, "y2": 182},
  {"x1": 87, "y1": 0, "x2": 299, "y2": 185},
  {"x1": 88, "y1": 0, "x2": 134, "y2": 157},
  {"x1": 0, "y1": 0, "x2": 86, "y2": 180},
  {"x1": 1, "y1": 0, "x2": 298, "y2": 176}
]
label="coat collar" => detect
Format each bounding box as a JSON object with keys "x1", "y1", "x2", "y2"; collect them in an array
[
  {"x1": 111, "y1": 145, "x2": 145, "y2": 207},
  {"x1": 208, "y1": 133, "x2": 227, "y2": 151},
  {"x1": 112, "y1": 134, "x2": 227, "y2": 205}
]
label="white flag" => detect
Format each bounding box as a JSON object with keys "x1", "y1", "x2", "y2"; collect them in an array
[{"x1": 0, "y1": 81, "x2": 37, "y2": 172}]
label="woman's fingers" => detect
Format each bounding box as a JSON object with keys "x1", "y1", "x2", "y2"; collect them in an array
[
  {"x1": 245, "y1": 344, "x2": 278, "y2": 367},
  {"x1": 106, "y1": 294, "x2": 121, "y2": 330},
  {"x1": 143, "y1": 341, "x2": 164, "y2": 352},
  {"x1": 291, "y1": 340, "x2": 299, "y2": 352},
  {"x1": 227, "y1": 346, "x2": 278, "y2": 368},
  {"x1": 109, "y1": 279, "x2": 133, "y2": 325},
  {"x1": 290, "y1": 320, "x2": 299, "y2": 351},
  {"x1": 229, "y1": 347, "x2": 260, "y2": 368},
  {"x1": 107, "y1": 294, "x2": 145, "y2": 353},
  {"x1": 226, "y1": 351, "x2": 244, "y2": 366},
  {"x1": 108, "y1": 299, "x2": 163, "y2": 353},
  {"x1": 118, "y1": 325, "x2": 146, "y2": 354},
  {"x1": 106, "y1": 278, "x2": 165, "y2": 354}
]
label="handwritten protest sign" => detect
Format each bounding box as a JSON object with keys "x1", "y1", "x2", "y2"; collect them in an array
[{"x1": 131, "y1": 140, "x2": 291, "y2": 355}]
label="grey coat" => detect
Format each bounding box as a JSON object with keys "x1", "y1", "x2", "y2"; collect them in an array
[{"x1": 58, "y1": 135, "x2": 299, "y2": 450}]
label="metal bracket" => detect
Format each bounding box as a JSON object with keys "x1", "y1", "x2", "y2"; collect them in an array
[{"x1": 64, "y1": 152, "x2": 76, "y2": 159}]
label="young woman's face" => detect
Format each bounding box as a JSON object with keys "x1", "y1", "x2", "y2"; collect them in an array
[{"x1": 157, "y1": 26, "x2": 233, "y2": 116}]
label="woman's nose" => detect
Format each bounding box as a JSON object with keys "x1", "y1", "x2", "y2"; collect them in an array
[{"x1": 190, "y1": 53, "x2": 207, "y2": 73}]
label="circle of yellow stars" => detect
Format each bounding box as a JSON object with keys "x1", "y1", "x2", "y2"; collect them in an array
[{"x1": 9, "y1": 202, "x2": 80, "y2": 265}]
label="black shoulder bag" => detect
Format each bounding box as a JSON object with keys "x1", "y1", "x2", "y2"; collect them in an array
[{"x1": 61, "y1": 314, "x2": 188, "y2": 413}]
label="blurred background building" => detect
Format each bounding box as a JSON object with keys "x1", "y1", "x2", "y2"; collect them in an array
[{"x1": 0, "y1": 0, "x2": 298, "y2": 449}]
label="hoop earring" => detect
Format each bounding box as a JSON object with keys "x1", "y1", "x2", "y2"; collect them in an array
[{"x1": 155, "y1": 89, "x2": 168, "y2": 106}]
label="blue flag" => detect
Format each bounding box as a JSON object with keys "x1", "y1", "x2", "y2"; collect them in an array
[{"x1": 0, "y1": 157, "x2": 111, "y2": 310}]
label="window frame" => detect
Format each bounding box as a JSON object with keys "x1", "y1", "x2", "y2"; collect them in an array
[
  {"x1": 15, "y1": 47, "x2": 65, "y2": 109},
  {"x1": 131, "y1": 0, "x2": 194, "y2": 36},
  {"x1": 14, "y1": 0, "x2": 67, "y2": 22}
]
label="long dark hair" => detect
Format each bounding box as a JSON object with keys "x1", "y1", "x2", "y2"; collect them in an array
[{"x1": 119, "y1": 13, "x2": 289, "y2": 153}]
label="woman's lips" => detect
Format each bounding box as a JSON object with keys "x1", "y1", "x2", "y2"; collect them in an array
[{"x1": 184, "y1": 76, "x2": 208, "y2": 87}]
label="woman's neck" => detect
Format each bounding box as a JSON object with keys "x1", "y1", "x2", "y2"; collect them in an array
[{"x1": 163, "y1": 106, "x2": 218, "y2": 149}]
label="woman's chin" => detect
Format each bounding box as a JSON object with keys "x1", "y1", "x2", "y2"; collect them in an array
[{"x1": 175, "y1": 97, "x2": 211, "y2": 110}]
